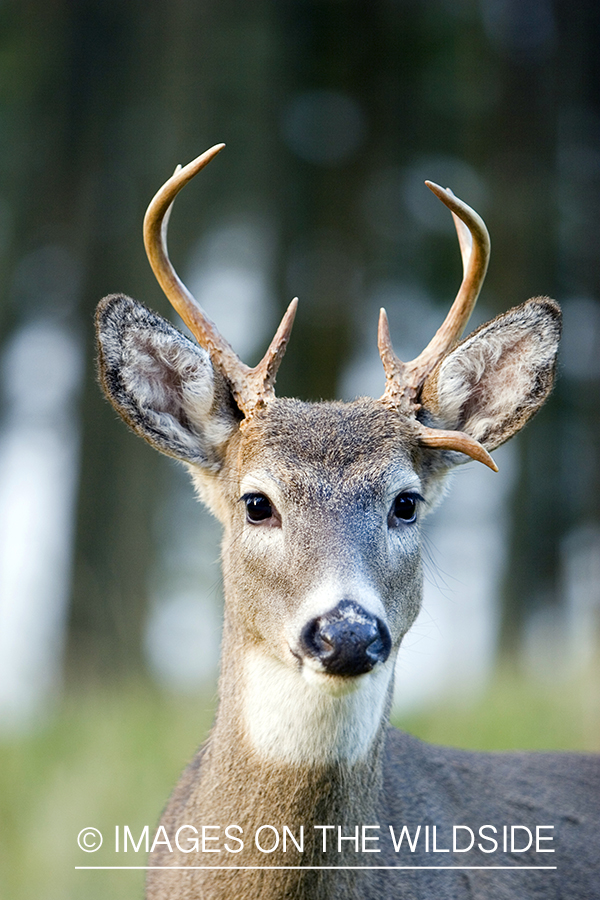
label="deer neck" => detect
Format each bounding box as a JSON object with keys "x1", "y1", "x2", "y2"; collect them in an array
[
  {"x1": 182, "y1": 741, "x2": 386, "y2": 900},
  {"x1": 147, "y1": 622, "x2": 394, "y2": 900},
  {"x1": 194, "y1": 617, "x2": 395, "y2": 851}
]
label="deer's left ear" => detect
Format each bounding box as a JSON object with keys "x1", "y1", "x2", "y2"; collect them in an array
[{"x1": 420, "y1": 297, "x2": 561, "y2": 452}]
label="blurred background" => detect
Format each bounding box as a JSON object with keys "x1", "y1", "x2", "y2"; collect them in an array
[{"x1": 0, "y1": 1, "x2": 599, "y2": 896}]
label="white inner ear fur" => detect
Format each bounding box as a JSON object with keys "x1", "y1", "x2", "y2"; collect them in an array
[
  {"x1": 122, "y1": 328, "x2": 234, "y2": 454},
  {"x1": 434, "y1": 309, "x2": 557, "y2": 445}
]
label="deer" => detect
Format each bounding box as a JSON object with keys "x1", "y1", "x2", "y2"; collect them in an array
[{"x1": 96, "y1": 144, "x2": 600, "y2": 900}]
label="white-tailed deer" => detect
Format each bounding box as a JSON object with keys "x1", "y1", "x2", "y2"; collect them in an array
[{"x1": 96, "y1": 145, "x2": 599, "y2": 900}]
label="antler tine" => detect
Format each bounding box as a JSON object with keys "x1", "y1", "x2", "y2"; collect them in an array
[
  {"x1": 403, "y1": 182, "x2": 490, "y2": 389},
  {"x1": 143, "y1": 144, "x2": 297, "y2": 417},
  {"x1": 253, "y1": 297, "x2": 298, "y2": 395},
  {"x1": 377, "y1": 307, "x2": 408, "y2": 409},
  {"x1": 414, "y1": 421, "x2": 498, "y2": 472}
]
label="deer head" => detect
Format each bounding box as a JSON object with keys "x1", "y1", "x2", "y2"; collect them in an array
[{"x1": 96, "y1": 145, "x2": 560, "y2": 765}]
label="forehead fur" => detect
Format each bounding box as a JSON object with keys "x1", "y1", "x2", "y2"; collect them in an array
[{"x1": 234, "y1": 397, "x2": 417, "y2": 485}]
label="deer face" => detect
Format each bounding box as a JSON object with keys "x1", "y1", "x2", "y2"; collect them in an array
[{"x1": 215, "y1": 399, "x2": 426, "y2": 694}]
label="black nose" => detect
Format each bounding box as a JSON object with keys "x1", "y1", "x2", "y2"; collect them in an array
[{"x1": 299, "y1": 600, "x2": 392, "y2": 677}]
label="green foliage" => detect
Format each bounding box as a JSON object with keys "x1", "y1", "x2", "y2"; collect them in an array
[
  {"x1": 0, "y1": 683, "x2": 216, "y2": 900},
  {"x1": 0, "y1": 667, "x2": 597, "y2": 900},
  {"x1": 393, "y1": 660, "x2": 600, "y2": 753}
]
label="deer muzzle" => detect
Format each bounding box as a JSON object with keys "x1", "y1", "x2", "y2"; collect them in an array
[{"x1": 299, "y1": 599, "x2": 392, "y2": 677}]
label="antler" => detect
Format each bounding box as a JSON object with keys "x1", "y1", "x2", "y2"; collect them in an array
[
  {"x1": 143, "y1": 144, "x2": 297, "y2": 418},
  {"x1": 379, "y1": 182, "x2": 497, "y2": 471}
]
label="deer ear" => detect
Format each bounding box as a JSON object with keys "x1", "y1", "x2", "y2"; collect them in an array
[
  {"x1": 96, "y1": 294, "x2": 239, "y2": 467},
  {"x1": 420, "y1": 298, "x2": 561, "y2": 453}
]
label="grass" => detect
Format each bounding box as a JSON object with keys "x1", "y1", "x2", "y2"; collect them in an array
[
  {"x1": 393, "y1": 659, "x2": 600, "y2": 752},
  {"x1": 0, "y1": 685, "x2": 216, "y2": 900},
  {"x1": 0, "y1": 664, "x2": 597, "y2": 900}
]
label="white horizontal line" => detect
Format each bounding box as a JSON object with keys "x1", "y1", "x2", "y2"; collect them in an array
[{"x1": 76, "y1": 865, "x2": 558, "y2": 871}]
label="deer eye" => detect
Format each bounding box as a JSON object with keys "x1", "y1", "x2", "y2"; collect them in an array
[
  {"x1": 243, "y1": 493, "x2": 274, "y2": 523},
  {"x1": 389, "y1": 492, "x2": 422, "y2": 526}
]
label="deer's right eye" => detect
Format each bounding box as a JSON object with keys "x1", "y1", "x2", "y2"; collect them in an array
[{"x1": 243, "y1": 493, "x2": 274, "y2": 523}]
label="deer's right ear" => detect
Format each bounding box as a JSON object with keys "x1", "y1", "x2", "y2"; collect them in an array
[{"x1": 96, "y1": 294, "x2": 239, "y2": 467}]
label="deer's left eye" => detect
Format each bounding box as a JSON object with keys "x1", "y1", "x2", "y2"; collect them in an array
[
  {"x1": 389, "y1": 492, "x2": 422, "y2": 526},
  {"x1": 243, "y1": 493, "x2": 274, "y2": 523}
]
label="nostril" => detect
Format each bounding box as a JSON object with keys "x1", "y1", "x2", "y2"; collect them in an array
[
  {"x1": 299, "y1": 600, "x2": 391, "y2": 677},
  {"x1": 366, "y1": 631, "x2": 387, "y2": 662},
  {"x1": 300, "y1": 618, "x2": 331, "y2": 657}
]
